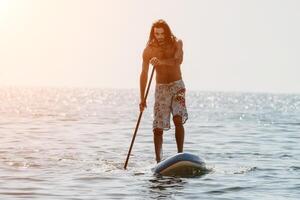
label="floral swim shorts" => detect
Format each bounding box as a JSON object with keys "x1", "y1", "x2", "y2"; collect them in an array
[{"x1": 153, "y1": 79, "x2": 188, "y2": 130}]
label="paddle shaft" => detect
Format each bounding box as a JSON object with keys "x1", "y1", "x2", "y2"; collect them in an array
[{"x1": 124, "y1": 66, "x2": 155, "y2": 169}]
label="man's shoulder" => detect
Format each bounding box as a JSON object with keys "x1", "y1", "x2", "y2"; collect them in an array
[
  {"x1": 143, "y1": 43, "x2": 152, "y2": 51},
  {"x1": 175, "y1": 38, "x2": 183, "y2": 48},
  {"x1": 143, "y1": 44, "x2": 153, "y2": 61}
]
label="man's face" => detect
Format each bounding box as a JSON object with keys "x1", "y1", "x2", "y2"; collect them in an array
[{"x1": 154, "y1": 27, "x2": 165, "y2": 45}]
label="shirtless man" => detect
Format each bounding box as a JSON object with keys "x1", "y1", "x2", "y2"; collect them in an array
[{"x1": 139, "y1": 19, "x2": 188, "y2": 163}]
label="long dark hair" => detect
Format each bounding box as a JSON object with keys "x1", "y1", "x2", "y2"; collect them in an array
[{"x1": 147, "y1": 19, "x2": 176, "y2": 46}]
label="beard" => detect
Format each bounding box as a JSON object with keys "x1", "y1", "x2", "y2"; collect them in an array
[{"x1": 157, "y1": 38, "x2": 165, "y2": 46}]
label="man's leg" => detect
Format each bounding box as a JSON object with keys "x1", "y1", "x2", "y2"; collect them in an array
[
  {"x1": 173, "y1": 115, "x2": 184, "y2": 153},
  {"x1": 153, "y1": 128, "x2": 163, "y2": 163}
]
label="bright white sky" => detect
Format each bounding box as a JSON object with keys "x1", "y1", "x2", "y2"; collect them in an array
[{"x1": 0, "y1": 0, "x2": 299, "y2": 93}]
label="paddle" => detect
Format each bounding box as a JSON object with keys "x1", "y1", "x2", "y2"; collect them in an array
[{"x1": 124, "y1": 66, "x2": 155, "y2": 169}]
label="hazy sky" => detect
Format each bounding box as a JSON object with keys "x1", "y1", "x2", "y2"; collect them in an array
[{"x1": 1, "y1": 0, "x2": 299, "y2": 93}]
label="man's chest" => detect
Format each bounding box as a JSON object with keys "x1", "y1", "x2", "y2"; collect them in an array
[{"x1": 150, "y1": 45, "x2": 176, "y2": 59}]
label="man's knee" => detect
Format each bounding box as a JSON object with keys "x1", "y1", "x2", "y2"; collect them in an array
[
  {"x1": 173, "y1": 115, "x2": 183, "y2": 127},
  {"x1": 153, "y1": 128, "x2": 163, "y2": 136}
]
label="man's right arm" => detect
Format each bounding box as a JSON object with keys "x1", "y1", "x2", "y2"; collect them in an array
[
  {"x1": 139, "y1": 47, "x2": 150, "y2": 111},
  {"x1": 140, "y1": 60, "x2": 149, "y2": 103}
]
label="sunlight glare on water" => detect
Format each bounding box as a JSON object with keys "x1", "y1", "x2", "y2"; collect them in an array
[{"x1": 0, "y1": 87, "x2": 299, "y2": 199}]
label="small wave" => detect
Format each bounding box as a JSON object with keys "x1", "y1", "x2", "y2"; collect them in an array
[
  {"x1": 234, "y1": 166, "x2": 258, "y2": 174},
  {"x1": 197, "y1": 125, "x2": 224, "y2": 128},
  {"x1": 279, "y1": 154, "x2": 293, "y2": 158},
  {"x1": 290, "y1": 166, "x2": 300, "y2": 171},
  {"x1": 90, "y1": 158, "x2": 124, "y2": 173},
  {"x1": 5, "y1": 161, "x2": 42, "y2": 169},
  {"x1": 0, "y1": 192, "x2": 37, "y2": 196},
  {"x1": 274, "y1": 122, "x2": 300, "y2": 126},
  {"x1": 206, "y1": 186, "x2": 254, "y2": 194},
  {"x1": 58, "y1": 117, "x2": 79, "y2": 122},
  {"x1": 149, "y1": 176, "x2": 185, "y2": 190},
  {"x1": 73, "y1": 176, "x2": 108, "y2": 182},
  {"x1": 4, "y1": 177, "x2": 45, "y2": 182},
  {"x1": 213, "y1": 166, "x2": 258, "y2": 175},
  {"x1": 0, "y1": 191, "x2": 64, "y2": 198}
]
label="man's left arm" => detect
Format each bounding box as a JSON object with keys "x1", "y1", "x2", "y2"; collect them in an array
[{"x1": 160, "y1": 39, "x2": 183, "y2": 66}]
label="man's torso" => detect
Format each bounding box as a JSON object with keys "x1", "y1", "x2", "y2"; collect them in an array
[{"x1": 144, "y1": 41, "x2": 182, "y2": 84}]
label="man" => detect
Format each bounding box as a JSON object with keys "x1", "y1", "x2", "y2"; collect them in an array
[{"x1": 139, "y1": 19, "x2": 188, "y2": 163}]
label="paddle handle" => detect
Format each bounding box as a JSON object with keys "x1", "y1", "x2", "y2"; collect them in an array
[{"x1": 124, "y1": 66, "x2": 155, "y2": 169}]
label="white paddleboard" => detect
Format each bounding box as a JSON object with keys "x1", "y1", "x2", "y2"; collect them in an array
[{"x1": 152, "y1": 152, "x2": 206, "y2": 177}]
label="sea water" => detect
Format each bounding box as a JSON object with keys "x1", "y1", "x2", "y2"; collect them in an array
[{"x1": 0, "y1": 87, "x2": 299, "y2": 199}]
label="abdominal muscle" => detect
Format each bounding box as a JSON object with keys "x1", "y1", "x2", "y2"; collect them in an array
[{"x1": 155, "y1": 65, "x2": 182, "y2": 84}]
